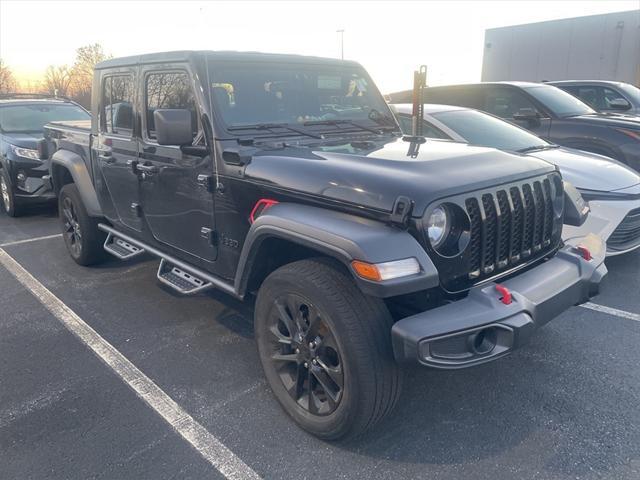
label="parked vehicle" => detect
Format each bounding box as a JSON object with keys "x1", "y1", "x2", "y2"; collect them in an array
[
  {"x1": 44, "y1": 51, "x2": 606, "y2": 440},
  {"x1": 0, "y1": 94, "x2": 90, "y2": 216},
  {"x1": 388, "y1": 82, "x2": 640, "y2": 172},
  {"x1": 548, "y1": 81, "x2": 640, "y2": 116},
  {"x1": 391, "y1": 103, "x2": 640, "y2": 256}
]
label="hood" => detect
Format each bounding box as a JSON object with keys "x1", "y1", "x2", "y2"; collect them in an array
[
  {"x1": 1, "y1": 132, "x2": 42, "y2": 149},
  {"x1": 568, "y1": 112, "x2": 640, "y2": 129},
  {"x1": 527, "y1": 147, "x2": 640, "y2": 193},
  {"x1": 244, "y1": 137, "x2": 555, "y2": 215}
]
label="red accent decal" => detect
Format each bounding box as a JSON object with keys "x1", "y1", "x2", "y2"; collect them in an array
[
  {"x1": 576, "y1": 245, "x2": 592, "y2": 261},
  {"x1": 495, "y1": 284, "x2": 512, "y2": 305},
  {"x1": 249, "y1": 199, "x2": 279, "y2": 224}
]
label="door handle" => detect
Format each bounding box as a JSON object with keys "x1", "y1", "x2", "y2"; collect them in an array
[{"x1": 135, "y1": 163, "x2": 159, "y2": 174}]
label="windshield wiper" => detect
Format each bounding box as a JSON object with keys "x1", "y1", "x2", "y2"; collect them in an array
[
  {"x1": 302, "y1": 119, "x2": 383, "y2": 135},
  {"x1": 228, "y1": 122, "x2": 323, "y2": 139},
  {"x1": 517, "y1": 144, "x2": 560, "y2": 153}
]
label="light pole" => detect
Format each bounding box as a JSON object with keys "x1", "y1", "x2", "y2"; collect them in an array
[{"x1": 336, "y1": 29, "x2": 344, "y2": 60}]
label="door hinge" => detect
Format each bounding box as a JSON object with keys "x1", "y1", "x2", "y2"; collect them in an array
[{"x1": 200, "y1": 227, "x2": 217, "y2": 247}]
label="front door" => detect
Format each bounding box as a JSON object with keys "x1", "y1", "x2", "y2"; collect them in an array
[
  {"x1": 95, "y1": 71, "x2": 142, "y2": 231},
  {"x1": 138, "y1": 68, "x2": 217, "y2": 263}
]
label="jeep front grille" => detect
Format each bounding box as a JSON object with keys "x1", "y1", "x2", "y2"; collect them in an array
[{"x1": 464, "y1": 176, "x2": 560, "y2": 281}]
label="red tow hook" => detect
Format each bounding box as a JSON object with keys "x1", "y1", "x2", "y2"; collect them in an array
[
  {"x1": 576, "y1": 245, "x2": 592, "y2": 261},
  {"x1": 495, "y1": 284, "x2": 512, "y2": 305}
]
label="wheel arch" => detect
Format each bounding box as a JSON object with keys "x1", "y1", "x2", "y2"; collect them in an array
[
  {"x1": 50, "y1": 149, "x2": 103, "y2": 217},
  {"x1": 234, "y1": 203, "x2": 439, "y2": 298}
]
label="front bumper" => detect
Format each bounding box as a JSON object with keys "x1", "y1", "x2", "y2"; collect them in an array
[
  {"x1": 563, "y1": 196, "x2": 640, "y2": 256},
  {"x1": 391, "y1": 234, "x2": 607, "y2": 369},
  {"x1": 7, "y1": 159, "x2": 55, "y2": 202}
]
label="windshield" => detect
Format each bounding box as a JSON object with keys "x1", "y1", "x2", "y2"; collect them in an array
[
  {"x1": 526, "y1": 85, "x2": 595, "y2": 117},
  {"x1": 208, "y1": 61, "x2": 391, "y2": 130},
  {"x1": 431, "y1": 109, "x2": 548, "y2": 151},
  {"x1": 0, "y1": 103, "x2": 89, "y2": 133}
]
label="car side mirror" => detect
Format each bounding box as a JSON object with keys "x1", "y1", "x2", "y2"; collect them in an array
[
  {"x1": 153, "y1": 109, "x2": 193, "y2": 146},
  {"x1": 513, "y1": 107, "x2": 538, "y2": 121},
  {"x1": 608, "y1": 98, "x2": 631, "y2": 111}
]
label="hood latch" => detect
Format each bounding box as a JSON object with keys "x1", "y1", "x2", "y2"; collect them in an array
[{"x1": 390, "y1": 195, "x2": 414, "y2": 228}]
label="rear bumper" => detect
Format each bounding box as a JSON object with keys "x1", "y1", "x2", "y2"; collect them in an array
[{"x1": 391, "y1": 234, "x2": 607, "y2": 369}]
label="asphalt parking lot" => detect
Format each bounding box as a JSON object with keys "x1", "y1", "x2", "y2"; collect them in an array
[{"x1": 1, "y1": 206, "x2": 639, "y2": 480}]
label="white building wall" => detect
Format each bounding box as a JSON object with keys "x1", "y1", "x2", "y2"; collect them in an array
[{"x1": 482, "y1": 10, "x2": 640, "y2": 85}]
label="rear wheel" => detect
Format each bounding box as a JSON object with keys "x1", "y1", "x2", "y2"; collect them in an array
[
  {"x1": 1, "y1": 170, "x2": 22, "y2": 217},
  {"x1": 255, "y1": 258, "x2": 403, "y2": 440},
  {"x1": 58, "y1": 183, "x2": 106, "y2": 266}
]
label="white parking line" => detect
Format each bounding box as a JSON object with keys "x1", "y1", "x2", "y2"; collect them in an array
[
  {"x1": 0, "y1": 233, "x2": 62, "y2": 248},
  {"x1": 0, "y1": 248, "x2": 261, "y2": 480},
  {"x1": 580, "y1": 302, "x2": 640, "y2": 323}
]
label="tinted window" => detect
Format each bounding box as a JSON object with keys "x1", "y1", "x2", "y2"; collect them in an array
[
  {"x1": 602, "y1": 87, "x2": 629, "y2": 109},
  {"x1": 526, "y1": 85, "x2": 594, "y2": 117},
  {"x1": 0, "y1": 104, "x2": 89, "y2": 133},
  {"x1": 431, "y1": 109, "x2": 548, "y2": 151},
  {"x1": 208, "y1": 61, "x2": 390, "y2": 128},
  {"x1": 423, "y1": 87, "x2": 483, "y2": 109},
  {"x1": 483, "y1": 87, "x2": 538, "y2": 118},
  {"x1": 145, "y1": 71, "x2": 198, "y2": 140},
  {"x1": 103, "y1": 75, "x2": 134, "y2": 136},
  {"x1": 397, "y1": 114, "x2": 450, "y2": 139}
]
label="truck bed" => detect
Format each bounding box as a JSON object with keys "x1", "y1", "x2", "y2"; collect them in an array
[{"x1": 45, "y1": 119, "x2": 93, "y2": 169}]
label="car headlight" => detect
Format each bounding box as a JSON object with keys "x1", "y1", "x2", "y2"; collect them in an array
[
  {"x1": 427, "y1": 205, "x2": 450, "y2": 248},
  {"x1": 9, "y1": 144, "x2": 41, "y2": 161}
]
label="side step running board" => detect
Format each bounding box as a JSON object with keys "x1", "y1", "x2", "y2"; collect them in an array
[
  {"x1": 157, "y1": 259, "x2": 212, "y2": 295},
  {"x1": 104, "y1": 232, "x2": 145, "y2": 260},
  {"x1": 97, "y1": 224, "x2": 239, "y2": 299}
]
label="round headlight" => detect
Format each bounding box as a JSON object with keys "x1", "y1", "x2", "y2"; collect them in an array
[{"x1": 427, "y1": 205, "x2": 449, "y2": 248}]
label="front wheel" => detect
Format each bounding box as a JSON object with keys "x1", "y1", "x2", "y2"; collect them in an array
[
  {"x1": 255, "y1": 258, "x2": 403, "y2": 440},
  {"x1": 58, "y1": 183, "x2": 107, "y2": 266},
  {"x1": 1, "y1": 169, "x2": 22, "y2": 217}
]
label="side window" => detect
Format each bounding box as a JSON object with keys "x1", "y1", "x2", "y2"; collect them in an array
[
  {"x1": 145, "y1": 71, "x2": 199, "y2": 142},
  {"x1": 102, "y1": 75, "x2": 134, "y2": 136},
  {"x1": 575, "y1": 86, "x2": 600, "y2": 109},
  {"x1": 483, "y1": 87, "x2": 538, "y2": 118}
]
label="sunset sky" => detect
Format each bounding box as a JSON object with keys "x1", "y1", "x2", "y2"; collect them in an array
[{"x1": 1, "y1": 0, "x2": 638, "y2": 93}]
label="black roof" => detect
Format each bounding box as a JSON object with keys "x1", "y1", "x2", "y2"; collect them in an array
[{"x1": 96, "y1": 50, "x2": 360, "y2": 70}]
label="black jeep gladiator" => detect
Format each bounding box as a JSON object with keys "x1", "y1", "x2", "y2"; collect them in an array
[{"x1": 44, "y1": 51, "x2": 607, "y2": 440}]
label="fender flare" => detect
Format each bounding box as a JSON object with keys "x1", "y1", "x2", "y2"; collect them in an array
[
  {"x1": 50, "y1": 149, "x2": 103, "y2": 217},
  {"x1": 234, "y1": 203, "x2": 439, "y2": 298}
]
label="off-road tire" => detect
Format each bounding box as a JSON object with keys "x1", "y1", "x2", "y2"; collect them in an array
[
  {"x1": 58, "y1": 183, "x2": 106, "y2": 266},
  {"x1": 255, "y1": 258, "x2": 403, "y2": 440}
]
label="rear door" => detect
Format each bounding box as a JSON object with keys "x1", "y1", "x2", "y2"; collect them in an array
[
  {"x1": 94, "y1": 70, "x2": 142, "y2": 231},
  {"x1": 138, "y1": 66, "x2": 217, "y2": 263}
]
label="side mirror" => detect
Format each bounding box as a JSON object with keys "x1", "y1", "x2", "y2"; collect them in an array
[
  {"x1": 608, "y1": 98, "x2": 631, "y2": 111},
  {"x1": 513, "y1": 107, "x2": 539, "y2": 121},
  {"x1": 153, "y1": 109, "x2": 193, "y2": 146}
]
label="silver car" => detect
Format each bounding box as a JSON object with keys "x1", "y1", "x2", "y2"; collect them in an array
[{"x1": 392, "y1": 103, "x2": 640, "y2": 256}]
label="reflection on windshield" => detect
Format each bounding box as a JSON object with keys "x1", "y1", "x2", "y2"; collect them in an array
[
  {"x1": 527, "y1": 86, "x2": 595, "y2": 117},
  {"x1": 208, "y1": 61, "x2": 391, "y2": 130},
  {"x1": 0, "y1": 104, "x2": 89, "y2": 133},
  {"x1": 432, "y1": 109, "x2": 548, "y2": 151}
]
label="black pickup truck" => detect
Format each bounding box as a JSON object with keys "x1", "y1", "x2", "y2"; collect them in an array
[{"x1": 44, "y1": 51, "x2": 606, "y2": 440}]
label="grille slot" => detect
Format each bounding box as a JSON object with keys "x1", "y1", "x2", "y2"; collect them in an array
[{"x1": 463, "y1": 176, "x2": 560, "y2": 282}]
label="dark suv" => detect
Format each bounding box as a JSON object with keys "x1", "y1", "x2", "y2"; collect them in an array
[
  {"x1": 44, "y1": 52, "x2": 606, "y2": 439},
  {"x1": 0, "y1": 94, "x2": 90, "y2": 216},
  {"x1": 389, "y1": 82, "x2": 640, "y2": 172},
  {"x1": 548, "y1": 80, "x2": 640, "y2": 116}
]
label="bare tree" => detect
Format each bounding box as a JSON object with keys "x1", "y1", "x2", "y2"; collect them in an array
[
  {"x1": 44, "y1": 65, "x2": 73, "y2": 96},
  {"x1": 0, "y1": 59, "x2": 18, "y2": 94},
  {"x1": 70, "y1": 43, "x2": 111, "y2": 107}
]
